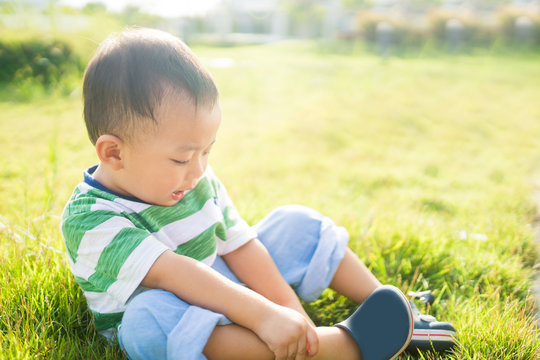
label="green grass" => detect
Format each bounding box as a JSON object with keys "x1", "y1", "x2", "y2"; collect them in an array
[{"x1": 1, "y1": 42, "x2": 540, "y2": 359}]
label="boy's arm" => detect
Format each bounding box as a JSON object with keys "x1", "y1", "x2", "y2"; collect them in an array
[
  {"x1": 141, "y1": 250, "x2": 318, "y2": 358},
  {"x1": 222, "y1": 239, "x2": 315, "y2": 326}
]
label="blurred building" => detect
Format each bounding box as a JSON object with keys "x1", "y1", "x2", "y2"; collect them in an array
[{"x1": 208, "y1": 0, "x2": 285, "y2": 42}]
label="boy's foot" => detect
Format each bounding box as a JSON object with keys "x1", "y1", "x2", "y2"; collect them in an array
[
  {"x1": 406, "y1": 300, "x2": 456, "y2": 352},
  {"x1": 334, "y1": 285, "x2": 413, "y2": 360}
]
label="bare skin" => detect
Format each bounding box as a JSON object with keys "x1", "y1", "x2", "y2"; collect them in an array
[
  {"x1": 204, "y1": 325, "x2": 361, "y2": 360},
  {"x1": 329, "y1": 248, "x2": 382, "y2": 303},
  {"x1": 202, "y1": 248, "x2": 382, "y2": 360}
]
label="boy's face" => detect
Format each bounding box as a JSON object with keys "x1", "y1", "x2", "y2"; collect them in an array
[{"x1": 117, "y1": 95, "x2": 221, "y2": 206}]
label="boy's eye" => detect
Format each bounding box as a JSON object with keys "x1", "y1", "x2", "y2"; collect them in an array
[{"x1": 172, "y1": 159, "x2": 189, "y2": 165}]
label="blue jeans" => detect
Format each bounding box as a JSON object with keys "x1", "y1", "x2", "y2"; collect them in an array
[{"x1": 118, "y1": 205, "x2": 349, "y2": 360}]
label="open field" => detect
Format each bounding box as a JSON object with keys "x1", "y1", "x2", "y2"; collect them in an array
[{"x1": 1, "y1": 41, "x2": 540, "y2": 359}]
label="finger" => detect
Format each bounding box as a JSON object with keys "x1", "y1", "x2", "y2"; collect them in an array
[
  {"x1": 287, "y1": 340, "x2": 298, "y2": 360},
  {"x1": 296, "y1": 334, "x2": 307, "y2": 360},
  {"x1": 274, "y1": 348, "x2": 287, "y2": 360},
  {"x1": 305, "y1": 326, "x2": 319, "y2": 357}
]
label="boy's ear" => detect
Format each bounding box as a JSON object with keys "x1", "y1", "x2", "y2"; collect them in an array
[{"x1": 95, "y1": 135, "x2": 125, "y2": 170}]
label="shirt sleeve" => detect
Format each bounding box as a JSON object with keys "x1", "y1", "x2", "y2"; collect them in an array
[
  {"x1": 62, "y1": 202, "x2": 168, "y2": 306},
  {"x1": 205, "y1": 167, "x2": 258, "y2": 255}
]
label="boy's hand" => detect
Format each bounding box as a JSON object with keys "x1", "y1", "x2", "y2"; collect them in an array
[
  {"x1": 255, "y1": 303, "x2": 319, "y2": 359},
  {"x1": 281, "y1": 298, "x2": 317, "y2": 328}
]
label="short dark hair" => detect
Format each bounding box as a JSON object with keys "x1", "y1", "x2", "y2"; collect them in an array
[{"x1": 83, "y1": 27, "x2": 219, "y2": 144}]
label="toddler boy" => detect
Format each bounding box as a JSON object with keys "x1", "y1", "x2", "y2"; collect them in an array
[{"x1": 61, "y1": 28, "x2": 454, "y2": 360}]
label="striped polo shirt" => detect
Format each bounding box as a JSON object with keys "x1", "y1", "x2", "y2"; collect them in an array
[{"x1": 61, "y1": 165, "x2": 256, "y2": 336}]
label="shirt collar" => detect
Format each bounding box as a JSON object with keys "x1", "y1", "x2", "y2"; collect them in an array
[{"x1": 83, "y1": 165, "x2": 143, "y2": 203}]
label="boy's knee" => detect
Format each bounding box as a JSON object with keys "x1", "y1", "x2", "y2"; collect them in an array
[
  {"x1": 255, "y1": 205, "x2": 349, "y2": 301},
  {"x1": 261, "y1": 204, "x2": 324, "y2": 235},
  {"x1": 255, "y1": 204, "x2": 325, "y2": 258},
  {"x1": 272, "y1": 204, "x2": 324, "y2": 222}
]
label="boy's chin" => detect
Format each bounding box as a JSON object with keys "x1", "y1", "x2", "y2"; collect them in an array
[
  {"x1": 155, "y1": 199, "x2": 181, "y2": 207},
  {"x1": 142, "y1": 196, "x2": 180, "y2": 207}
]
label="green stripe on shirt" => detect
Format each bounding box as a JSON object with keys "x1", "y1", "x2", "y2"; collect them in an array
[
  {"x1": 174, "y1": 222, "x2": 224, "y2": 261},
  {"x1": 75, "y1": 276, "x2": 102, "y2": 293},
  {"x1": 223, "y1": 206, "x2": 239, "y2": 229},
  {"x1": 62, "y1": 210, "x2": 119, "y2": 262},
  {"x1": 88, "y1": 228, "x2": 150, "y2": 291},
  {"x1": 92, "y1": 310, "x2": 124, "y2": 332}
]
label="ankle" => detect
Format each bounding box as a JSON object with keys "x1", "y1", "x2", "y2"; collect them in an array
[{"x1": 314, "y1": 327, "x2": 361, "y2": 360}]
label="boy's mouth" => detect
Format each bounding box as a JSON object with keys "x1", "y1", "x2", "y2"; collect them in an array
[{"x1": 172, "y1": 190, "x2": 185, "y2": 201}]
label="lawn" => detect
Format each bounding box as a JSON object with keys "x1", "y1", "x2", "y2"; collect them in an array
[{"x1": 1, "y1": 41, "x2": 540, "y2": 359}]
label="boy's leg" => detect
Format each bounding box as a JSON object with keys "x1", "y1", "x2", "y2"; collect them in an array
[
  {"x1": 119, "y1": 289, "x2": 361, "y2": 360},
  {"x1": 204, "y1": 324, "x2": 361, "y2": 360},
  {"x1": 253, "y1": 204, "x2": 387, "y2": 303},
  {"x1": 203, "y1": 324, "x2": 273, "y2": 360},
  {"x1": 253, "y1": 204, "x2": 351, "y2": 302},
  {"x1": 218, "y1": 204, "x2": 380, "y2": 304},
  {"x1": 252, "y1": 205, "x2": 413, "y2": 359},
  {"x1": 329, "y1": 248, "x2": 382, "y2": 303},
  {"x1": 204, "y1": 291, "x2": 412, "y2": 360}
]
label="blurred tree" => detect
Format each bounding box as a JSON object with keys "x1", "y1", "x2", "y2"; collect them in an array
[
  {"x1": 0, "y1": 1, "x2": 16, "y2": 14},
  {"x1": 342, "y1": 0, "x2": 372, "y2": 10},
  {"x1": 280, "y1": 0, "x2": 327, "y2": 37},
  {"x1": 45, "y1": 0, "x2": 59, "y2": 30},
  {"x1": 407, "y1": 0, "x2": 443, "y2": 7},
  {"x1": 58, "y1": 5, "x2": 79, "y2": 15},
  {"x1": 82, "y1": 2, "x2": 107, "y2": 15},
  {"x1": 121, "y1": 5, "x2": 141, "y2": 25},
  {"x1": 119, "y1": 5, "x2": 163, "y2": 27}
]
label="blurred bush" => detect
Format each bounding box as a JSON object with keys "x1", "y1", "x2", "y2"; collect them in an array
[
  {"x1": 356, "y1": 11, "x2": 428, "y2": 51},
  {"x1": 352, "y1": 6, "x2": 540, "y2": 52},
  {"x1": 0, "y1": 36, "x2": 83, "y2": 87},
  {"x1": 426, "y1": 9, "x2": 498, "y2": 50},
  {"x1": 497, "y1": 6, "x2": 540, "y2": 47}
]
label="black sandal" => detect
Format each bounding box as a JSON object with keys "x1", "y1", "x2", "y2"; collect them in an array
[{"x1": 335, "y1": 285, "x2": 413, "y2": 360}]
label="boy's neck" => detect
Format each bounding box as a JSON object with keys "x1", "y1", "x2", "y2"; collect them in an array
[
  {"x1": 92, "y1": 163, "x2": 129, "y2": 198},
  {"x1": 85, "y1": 164, "x2": 148, "y2": 203}
]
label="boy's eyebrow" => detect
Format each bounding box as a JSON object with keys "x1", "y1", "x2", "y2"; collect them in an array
[{"x1": 175, "y1": 139, "x2": 216, "y2": 152}]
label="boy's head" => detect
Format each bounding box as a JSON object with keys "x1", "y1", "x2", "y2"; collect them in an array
[
  {"x1": 83, "y1": 27, "x2": 219, "y2": 145},
  {"x1": 84, "y1": 28, "x2": 221, "y2": 206}
]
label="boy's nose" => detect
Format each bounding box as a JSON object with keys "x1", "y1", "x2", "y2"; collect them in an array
[{"x1": 184, "y1": 160, "x2": 205, "y2": 190}]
